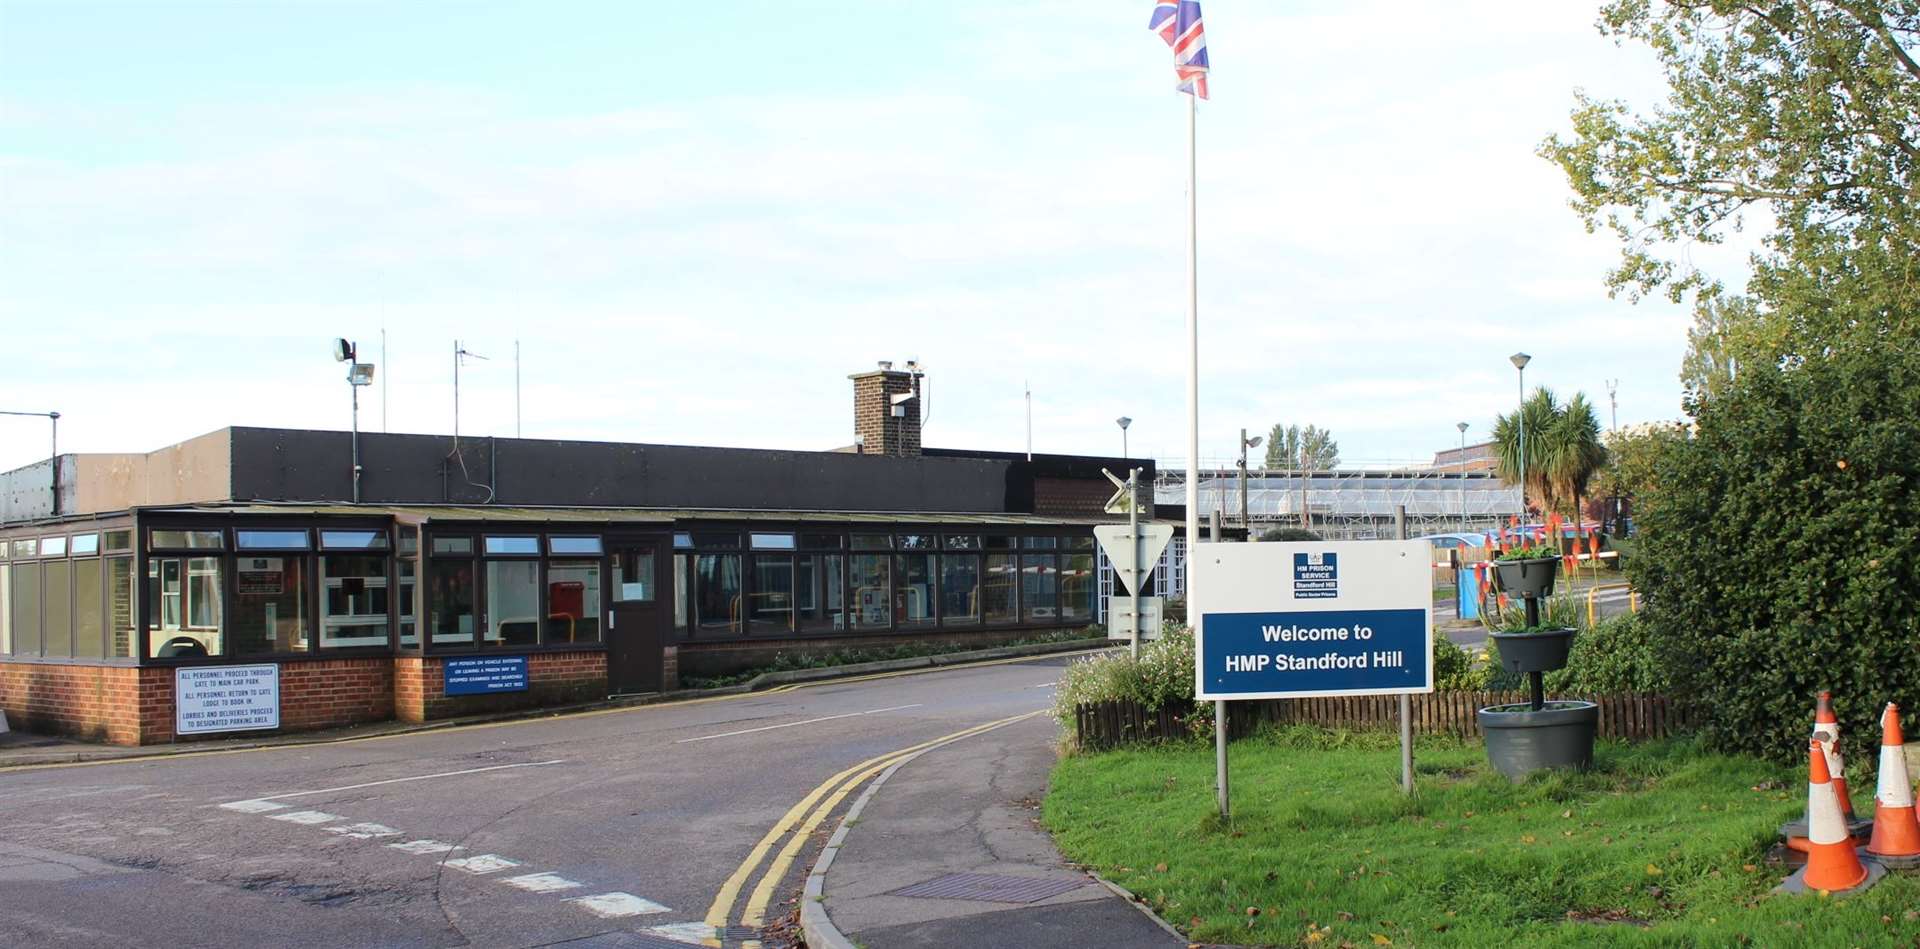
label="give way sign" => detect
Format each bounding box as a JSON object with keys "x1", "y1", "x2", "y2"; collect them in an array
[{"x1": 1094, "y1": 523, "x2": 1176, "y2": 597}]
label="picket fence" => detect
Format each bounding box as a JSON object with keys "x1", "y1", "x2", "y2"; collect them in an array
[{"x1": 1073, "y1": 691, "x2": 1698, "y2": 750}]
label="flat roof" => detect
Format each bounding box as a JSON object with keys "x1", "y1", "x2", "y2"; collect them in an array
[{"x1": 136, "y1": 502, "x2": 1110, "y2": 527}]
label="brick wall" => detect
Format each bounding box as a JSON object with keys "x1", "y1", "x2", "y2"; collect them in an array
[
  {"x1": 0, "y1": 662, "x2": 153, "y2": 745},
  {"x1": 850, "y1": 368, "x2": 921, "y2": 457},
  {"x1": 1033, "y1": 477, "x2": 1113, "y2": 518},
  {"x1": 394, "y1": 651, "x2": 608, "y2": 722}
]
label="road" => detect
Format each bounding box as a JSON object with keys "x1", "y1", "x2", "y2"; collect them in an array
[
  {"x1": 1434, "y1": 581, "x2": 1637, "y2": 649},
  {"x1": 0, "y1": 655, "x2": 1080, "y2": 949}
]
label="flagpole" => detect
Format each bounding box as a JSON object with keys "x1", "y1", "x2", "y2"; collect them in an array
[{"x1": 1184, "y1": 92, "x2": 1198, "y2": 566}]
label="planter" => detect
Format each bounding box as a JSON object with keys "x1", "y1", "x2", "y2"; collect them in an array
[
  {"x1": 1477, "y1": 700, "x2": 1599, "y2": 780},
  {"x1": 1489, "y1": 627, "x2": 1578, "y2": 674},
  {"x1": 1493, "y1": 556, "x2": 1559, "y2": 598}
]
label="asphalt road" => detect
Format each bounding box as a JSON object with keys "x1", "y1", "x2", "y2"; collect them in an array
[{"x1": 0, "y1": 655, "x2": 1081, "y2": 949}]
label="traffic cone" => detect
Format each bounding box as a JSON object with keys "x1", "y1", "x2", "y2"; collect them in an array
[
  {"x1": 1867, "y1": 703, "x2": 1920, "y2": 869},
  {"x1": 1780, "y1": 692, "x2": 1873, "y2": 850},
  {"x1": 1777, "y1": 740, "x2": 1884, "y2": 895}
]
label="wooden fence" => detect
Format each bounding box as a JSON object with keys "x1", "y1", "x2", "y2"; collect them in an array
[{"x1": 1074, "y1": 691, "x2": 1698, "y2": 750}]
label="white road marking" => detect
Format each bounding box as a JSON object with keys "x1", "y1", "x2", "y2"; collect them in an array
[
  {"x1": 443, "y1": 854, "x2": 520, "y2": 874},
  {"x1": 674, "y1": 704, "x2": 925, "y2": 744},
  {"x1": 1026, "y1": 683, "x2": 1057, "y2": 689},
  {"x1": 327, "y1": 822, "x2": 402, "y2": 839},
  {"x1": 647, "y1": 922, "x2": 717, "y2": 944},
  {"x1": 250, "y1": 760, "x2": 565, "y2": 801},
  {"x1": 266, "y1": 810, "x2": 341, "y2": 826},
  {"x1": 218, "y1": 800, "x2": 288, "y2": 814},
  {"x1": 501, "y1": 871, "x2": 583, "y2": 893},
  {"x1": 567, "y1": 892, "x2": 670, "y2": 918},
  {"x1": 389, "y1": 839, "x2": 465, "y2": 856}
]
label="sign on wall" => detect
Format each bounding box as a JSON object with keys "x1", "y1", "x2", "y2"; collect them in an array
[
  {"x1": 1193, "y1": 541, "x2": 1432, "y2": 700},
  {"x1": 176, "y1": 664, "x2": 281, "y2": 735},
  {"x1": 445, "y1": 656, "x2": 530, "y2": 696}
]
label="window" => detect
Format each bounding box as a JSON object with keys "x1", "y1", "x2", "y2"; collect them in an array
[
  {"x1": 429, "y1": 556, "x2": 475, "y2": 646},
  {"x1": 237, "y1": 530, "x2": 310, "y2": 550},
  {"x1": 547, "y1": 561, "x2": 601, "y2": 643},
  {"x1": 151, "y1": 529, "x2": 223, "y2": 549},
  {"x1": 231, "y1": 555, "x2": 308, "y2": 654},
  {"x1": 944, "y1": 535, "x2": 982, "y2": 550},
  {"x1": 1022, "y1": 536, "x2": 1058, "y2": 549},
  {"x1": 673, "y1": 533, "x2": 693, "y2": 550},
  {"x1": 12, "y1": 539, "x2": 36, "y2": 558},
  {"x1": 984, "y1": 554, "x2": 1018, "y2": 623},
  {"x1": 1022, "y1": 554, "x2": 1058, "y2": 622},
  {"x1": 548, "y1": 536, "x2": 603, "y2": 556},
  {"x1": 43, "y1": 560, "x2": 71, "y2": 657},
  {"x1": 692, "y1": 531, "x2": 740, "y2": 549},
  {"x1": 321, "y1": 530, "x2": 389, "y2": 550},
  {"x1": 108, "y1": 557, "x2": 135, "y2": 657},
  {"x1": 750, "y1": 533, "x2": 796, "y2": 550},
  {"x1": 104, "y1": 530, "x2": 133, "y2": 554},
  {"x1": 70, "y1": 534, "x2": 100, "y2": 556},
  {"x1": 984, "y1": 536, "x2": 1016, "y2": 550},
  {"x1": 750, "y1": 555, "x2": 794, "y2": 632},
  {"x1": 673, "y1": 554, "x2": 689, "y2": 629},
  {"x1": 1065, "y1": 536, "x2": 1096, "y2": 550},
  {"x1": 484, "y1": 536, "x2": 539, "y2": 556},
  {"x1": 74, "y1": 558, "x2": 103, "y2": 658},
  {"x1": 695, "y1": 554, "x2": 742, "y2": 633},
  {"x1": 40, "y1": 536, "x2": 67, "y2": 557},
  {"x1": 851, "y1": 534, "x2": 891, "y2": 550},
  {"x1": 613, "y1": 550, "x2": 656, "y2": 602},
  {"x1": 397, "y1": 557, "x2": 419, "y2": 648},
  {"x1": 896, "y1": 534, "x2": 935, "y2": 550},
  {"x1": 149, "y1": 557, "x2": 222, "y2": 657},
  {"x1": 432, "y1": 536, "x2": 474, "y2": 556},
  {"x1": 940, "y1": 555, "x2": 981, "y2": 625},
  {"x1": 850, "y1": 554, "x2": 890, "y2": 629},
  {"x1": 799, "y1": 532, "x2": 843, "y2": 549},
  {"x1": 798, "y1": 554, "x2": 845, "y2": 630},
  {"x1": 322, "y1": 555, "x2": 389, "y2": 647},
  {"x1": 1061, "y1": 552, "x2": 1096, "y2": 623},
  {"x1": 485, "y1": 560, "x2": 541, "y2": 645},
  {"x1": 0, "y1": 565, "x2": 9, "y2": 654},
  {"x1": 11, "y1": 563, "x2": 38, "y2": 656},
  {"x1": 895, "y1": 553, "x2": 934, "y2": 627}
]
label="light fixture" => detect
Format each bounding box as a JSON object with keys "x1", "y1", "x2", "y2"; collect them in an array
[
  {"x1": 1116, "y1": 416, "x2": 1132, "y2": 431},
  {"x1": 1510, "y1": 352, "x2": 1531, "y2": 371},
  {"x1": 348, "y1": 363, "x2": 376, "y2": 387},
  {"x1": 332, "y1": 338, "x2": 353, "y2": 363},
  {"x1": 1246, "y1": 435, "x2": 1263, "y2": 449}
]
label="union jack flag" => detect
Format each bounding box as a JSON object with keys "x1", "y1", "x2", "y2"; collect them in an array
[{"x1": 1148, "y1": 0, "x2": 1210, "y2": 99}]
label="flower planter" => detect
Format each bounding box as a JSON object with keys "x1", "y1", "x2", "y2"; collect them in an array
[
  {"x1": 1477, "y1": 700, "x2": 1600, "y2": 780},
  {"x1": 1489, "y1": 627, "x2": 1578, "y2": 675},
  {"x1": 1493, "y1": 556, "x2": 1559, "y2": 598}
]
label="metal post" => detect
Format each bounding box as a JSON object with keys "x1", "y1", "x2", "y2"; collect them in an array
[
  {"x1": 1238, "y1": 428, "x2": 1250, "y2": 538},
  {"x1": 1517, "y1": 365, "x2": 1527, "y2": 517},
  {"x1": 350, "y1": 379, "x2": 362, "y2": 503},
  {"x1": 49, "y1": 411, "x2": 60, "y2": 516},
  {"x1": 1396, "y1": 504, "x2": 1413, "y2": 795},
  {"x1": 1129, "y1": 467, "x2": 1143, "y2": 659},
  {"x1": 1457, "y1": 423, "x2": 1468, "y2": 532},
  {"x1": 1215, "y1": 698, "x2": 1230, "y2": 818}
]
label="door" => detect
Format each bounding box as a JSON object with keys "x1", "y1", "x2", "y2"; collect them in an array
[{"x1": 607, "y1": 535, "x2": 671, "y2": 694}]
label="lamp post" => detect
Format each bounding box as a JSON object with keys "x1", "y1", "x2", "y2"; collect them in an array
[
  {"x1": 1238, "y1": 428, "x2": 1263, "y2": 540},
  {"x1": 1456, "y1": 421, "x2": 1469, "y2": 532},
  {"x1": 1510, "y1": 352, "x2": 1531, "y2": 522},
  {"x1": 335, "y1": 339, "x2": 377, "y2": 503},
  {"x1": 1, "y1": 410, "x2": 60, "y2": 516},
  {"x1": 1116, "y1": 416, "x2": 1132, "y2": 459}
]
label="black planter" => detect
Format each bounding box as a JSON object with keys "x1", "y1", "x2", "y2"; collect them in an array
[
  {"x1": 1493, "y1": 556, "x2": 1559, "y2": 598},
  {"x1": 1489, "y1": 627, "x2": 1578, "y2": 674},
  {"x1": 1477, "y1": 701, "x2": 1599, "y2": 780}
]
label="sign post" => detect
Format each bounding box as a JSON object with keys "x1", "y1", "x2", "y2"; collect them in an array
[
  {"x1": 1193, "y1": 539, "x2": 1433, "y2": 816},
  {"x1": 1096, "y1": 471, "x2": 1174, "y2": 658}
]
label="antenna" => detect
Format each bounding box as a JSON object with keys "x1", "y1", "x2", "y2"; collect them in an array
[
  {"x1": 1024, "y1": 380, "x2": 1032, "y2": 462},
  {"x1": 453, "y1": 339, "x2": 490, "y2": 443},
  {"x1": 380, "y1": 326, "x2": 388, "y2": 433},
  {"x1": 514, "y1": 339, "x2": 521, "y2": 438},
  {"x1": 1605, "y1": 379, "x2": 1619, "y2": 432}
]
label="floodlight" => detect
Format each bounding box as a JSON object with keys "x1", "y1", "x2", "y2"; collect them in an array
[
  {"x1": 1246, "y1": 435, "x2": 1263, "y2": 448},
  {"x1": 348, "y1": 363, "x2": 376, "y2": 386}
]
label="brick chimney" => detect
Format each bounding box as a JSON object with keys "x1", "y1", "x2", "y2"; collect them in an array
[{"x1": 850, "y1": 361, "x2": 922, "y2": 456}]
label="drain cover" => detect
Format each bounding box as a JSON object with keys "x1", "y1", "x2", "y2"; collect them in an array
[
  {"x1": 886, "y1": 872, "x2": 1087, "y2": 904},
  {"x1": 547, "y1": 933, "x2": 705, "y2": 949},
  {"x1": 719, "y1": 925, "x2": 762, "y2": 941}
]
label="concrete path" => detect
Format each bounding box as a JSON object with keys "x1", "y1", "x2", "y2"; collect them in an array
[{"x1": 809, "y1": 715, "x2": 1184, "y2": 949}]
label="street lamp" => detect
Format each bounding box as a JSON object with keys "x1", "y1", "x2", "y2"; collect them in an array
[
  {"x1": 334, "y1": 339, "x2": 377, "y2": 503},
  {"x1": 1116, "y1": 416, "x2": 1132, "y2": 459},
  {"x1": 1456, "y1": 421, "x2": 1469, "y2": 531},
  {"x1": 1, "y1": 410, "x2": 60, "y2": 516},
  {"x1": 1510, "y1": 352, "x2": 1531, "y2": 522},
  {"x1": 1238, "y1": 429, "x2": 1263, "y2": 540}
]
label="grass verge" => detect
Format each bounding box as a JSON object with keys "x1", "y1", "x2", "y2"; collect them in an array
[{"x1": 1045, "y1": 727, "x2": 1920, "y2": 947}]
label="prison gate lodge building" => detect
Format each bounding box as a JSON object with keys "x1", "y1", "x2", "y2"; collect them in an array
[{"x1": 0, "y1": 365, "x2": 1150, "y2": 745}]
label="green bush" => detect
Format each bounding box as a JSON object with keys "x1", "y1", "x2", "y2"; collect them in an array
[
  {"x1": 1052, "y1": 626, "x2": 1210, "y2": 742},
  {"x1": 1630, "y1": 341, "x2": 1920, "y2": 762},
  {"x1": 1544, "y1": 614, "x2": 1668, "y2": 695},
  {"x1": 1432, "y1": 637, "x2": 1481, "y2": 690}
]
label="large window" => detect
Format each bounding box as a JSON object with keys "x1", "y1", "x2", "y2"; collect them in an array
[
  {"x1": 547, "y1": 561, "x2": 601, "y2": 643},
  {"x1": 850, "y1": 554, "x2": 890, "y2": 629},
  {"x1": 1021, "y1": 553, "x2": 1058, "y2": 622},
  {"x1": 485, "y1": 560, "x2": 541, "y2": 646},
  {"x1": 750, "y1": 555, "x2": 794, "y2": 632},
  {"x1": 1061, "y1": 552, "x2": 1096, "y2": 623},
  {"x1": 109, "y1": 557, "x2": 136, "y2": 658},
  {"x1": 73, "y1": 558, "x2": 104, "y2": 659},
  {"x1": 895, "y1": 553, "x2": 934, "y2": 628},
  {"x1": 398, "y1": 531, "x2": 419, "y2": 648},
  {"x1": 984, "y1": 554, "x2": 1018, "y2": 623},
  {"x1": 613, "y1": 550, "x2": 656, "y2": 603},
  {"x1": 42, "y1": 560, "x2": 71, "y2": 658},
  {"x1": 149, "y1": 556, "x2": 222, "y2": 657},
  {"x1": 695, "y1": 554, "x2": 742, "y2": 633},
  {"x1": 940, "y1": 555, "x2": 981, "y2": 625},
  {"x1": 231, "y1": 554, "x2": 309, "y2": 654},
  {"x1": 429, "y1": 550, "x2": 475, "y2": 646},
  {"x1": 798, "y1": 554, "x2": 845, "y2": 630},
  {"x1": 322, "y1": 555, "x2": 389, "y2": 648},
  {"x1": 10, "y1": 562, "x2": 38, "y2": 655}
]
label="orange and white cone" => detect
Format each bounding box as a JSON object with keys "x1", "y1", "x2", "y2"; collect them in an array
[
  {"x1": 1866, "y1": 703, "x2": 1920, "y2": 868},
  {"x1": 1812, "y1": 691, "x2": 1860, "y2": 824},
  {"x1": 1778, "y1": 740, "x2": 1883, "y2": 895}
]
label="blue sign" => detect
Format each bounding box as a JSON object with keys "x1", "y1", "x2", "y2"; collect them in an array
[
  {"x1": 1199, "y1": 608, "x2": 1427, "y2": 698},
  {"x1": 445, "y1": 656, "x2": 529, "y2": 696},
  {"x1": 1293, "y1": 552, "x2": 1339, "y2": 599}
]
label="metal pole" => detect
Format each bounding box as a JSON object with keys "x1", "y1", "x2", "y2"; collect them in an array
[
  {"x1": 1458, "y1": 424, "x2": 1468, "y2": 532},
  {"x1": 1396, "y1": 504, "x2": 1413, "y2": 795},
  {"x1": 1129, "y1": 467, "x2": 1142, "y2": 659},
  {"x1": 1517, "y1": 366, "x2": 1527, "y2": 520},
  {"x1": 1025, "y1": 383, "x2": 1033, "y2": 462},
  {"x1": 514, "y1": 339, "x2": 522, "y2": 438},
  {"x1": 350, "y1": 379, "x2": 361, "y2": 502},
  {"x1": 380, "y1": 327, "x2": 388, "y2": 433},
  {"x1": 1183, "y1": 93, "x2": 1199, "y2": 587},
  {"x1": 1238, "y1": 428, "x2": 1250, "y2": 539},
  {"x1": 49, "y1": 411, "x2": 60, "y2": 516}
]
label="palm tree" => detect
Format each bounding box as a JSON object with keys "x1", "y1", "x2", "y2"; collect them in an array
[
  {"x1": 1491, "y1": 387, "x2": 1608, "y2": 522},
  {"x1": 1545, "y1": 393, "x2": 1607, "y2": 524},
  {"x1": 1492, "y1": 388, "x2": 1560, "y2": 516}
]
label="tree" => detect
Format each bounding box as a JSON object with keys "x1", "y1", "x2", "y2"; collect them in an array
[
  {"x1": 1589, "y1": 420, "x2": 1693, "y2": 517},
  {"x1": 1490, "y1": 388, "x2": 1608, "y2": 520},
  {"x1": 1262, "y1": 424, "x2": 1339, "y2": 470},
  {"x1": 1541, "y1": 1, "x2": 1920, "y2": 398}
]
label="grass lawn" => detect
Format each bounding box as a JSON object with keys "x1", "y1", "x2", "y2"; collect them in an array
[{"x1": 1046, "y1": 728, "x2": 1920, "y2": 947}]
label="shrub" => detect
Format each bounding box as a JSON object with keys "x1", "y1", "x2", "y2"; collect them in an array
[
  {"x1": 1545, "y1": 614, "x2": 1669, "y2": 695},
  {"x1": 1630, "y1": 341, "x2": 1920, "y2": 762},
  {"x1": 1053, "y1": 626, "x2": 1209, "y2": 741},
  {"x1": 1432, "y1": 637, "x2": 1481, "y2": 691},
  {"x1": 1258, "y1": 527, "x2": 1323, "y2": 541}
]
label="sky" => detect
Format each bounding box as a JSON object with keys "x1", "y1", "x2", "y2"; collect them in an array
[{"x1": 0, "y1": 0, "x2": 1741, "y2": 474}]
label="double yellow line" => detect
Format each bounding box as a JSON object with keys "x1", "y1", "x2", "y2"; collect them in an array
[{"x1": 701, "y1": 709, "x2": 1044, "y2": 946}]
